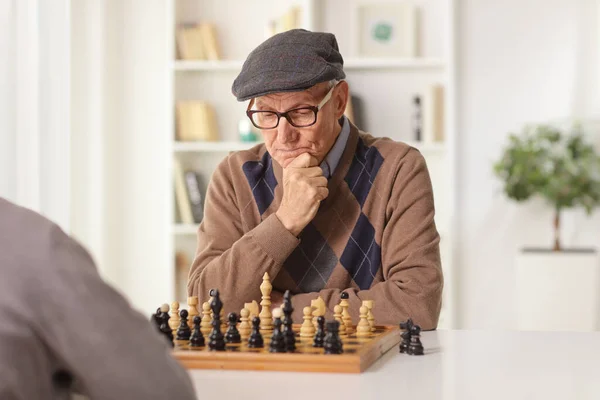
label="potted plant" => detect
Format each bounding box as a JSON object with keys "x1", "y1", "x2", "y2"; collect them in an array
[{"x1": 494, "y1": 123, "x2": 600, "y2": 331}]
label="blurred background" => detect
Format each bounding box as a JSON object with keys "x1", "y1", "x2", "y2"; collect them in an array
[{"x1": 1, "y1": 0, "x2": 599, "y2": 331}]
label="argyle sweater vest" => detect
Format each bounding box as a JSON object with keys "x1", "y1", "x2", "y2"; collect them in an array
[{"x1": 188, "y1": 123, "x2": 443, "y2": 329}]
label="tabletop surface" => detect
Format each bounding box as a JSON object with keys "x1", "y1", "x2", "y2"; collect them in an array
[{"x1": 188, "y1": 329, "x2": 600, "y2": 400}]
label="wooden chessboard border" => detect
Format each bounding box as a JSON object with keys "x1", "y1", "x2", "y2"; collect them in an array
[{"x1": 172, "y1": 325, "x2": 401, "y2": 373}]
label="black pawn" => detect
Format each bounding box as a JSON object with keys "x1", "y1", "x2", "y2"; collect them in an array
[
  {"x1": 269, "y1": 317, "x2": 286, "y2": 353},
  {"x1": 190, "y1": 316, "x2": 205, "y2": 347},
  {"x1": 225, "y1": 312, "x2": 241, "y2": 343},
  {"x1": 407, "y1": 325, "x2": 424, "y2": 356},
  {"x1": 282, "y1": 290, "x2": 296, "y2": 352},
  {"x1": 208, "y1": 289, "x2": 225, "y2": 351},
  {"x1": 151, "y1": 307, "x2": 161, "y2": 332},
  {"x1": 399, "y1": 318, "x2": 414, "y2": 354},
  {"x1": 324, "y1": 320, "x2": 343, "y2": 355},
  {"x1": 313, "y1": 316, "x2": 325, "y2": 348},
  {"x1": 248, "y1": 316, "x2": 264, "y2": 348},
  {"x1": 159, "y1": 313, "x2": 174, "y2": 347},
  {"x1": 176, "y1": 309, "x2": 191, "y2": 340}
]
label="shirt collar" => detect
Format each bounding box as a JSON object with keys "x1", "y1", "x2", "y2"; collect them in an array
[{"x1": 320, "y1": 116, "x2": 350, "y2": 179}]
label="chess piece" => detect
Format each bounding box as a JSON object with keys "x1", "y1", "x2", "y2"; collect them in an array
[
  {"x1": 187, "y1": 296, "x2": 200, "y2": 329},
  {"x1": 340, "y1": 292, "x2": 352, "y2": 333},
  {"x1": 300, "y1": 306, "x2": 316, "y2": 338},
  {"x1": 176, "y1": 309, "x2": 191, "y2": 340},
  {"x1": 200, "y1": 302, "x2": 212, "y2": 336},
  {"x1": 407, "y1": 325, "x2": 424, "y2": 356},
  {"x1": 158, "y1": 304, "x2": 174, "y2": 347},
  {"x1": 311, "y1": 296, "x2": 326, "y2": 328},
  {"x1": 159, "y1": 303, "x2": 170, "y2": 327},
  {"x1": 281, "y1": 290, "x2": 296, "y2": 352},
  {"x1": 333, "y1": 305, "x2": 347, "y2": 336},
  {"x1": 151, "y1": 307, "x2": 162, "y2": 332},
  {"x1": 312, "y1": 316, "x2": 325, "y2": 348},
  {"x1": 324, "y1": 320, "x2": 343, "y2": 354},
  {"x1": 239, "y1": 308, "x2": 252, "y2": 338},
  {"x1": 356, "y1": 305, "x2": 371, "y2": 337},
  {"x1": 363, "y1": 300, "x2": 375, "y2": 332},
  {"x1": 259, "y1": 272, "x2": 273, "y2": 333},
  {"x1": 244, "y1": 300, "x2": 260, "y2": 319},
  {"x1": 399, "y1": 318, "x2": 414, "y2": 353},
  {"x1": 225, "y1": 312, "x2": 241, "y2": 343},
  {"x1": 189, "y1": 316, "x2": 205, "y2": 347},
  {"x1": 248, "y1": 316, "x2": 264, "y2": 348},
  {"x1": 169, "y1": 301, "x2": 181, "y2": 331},
  {"x1": 208, "y1": 289, "x2": 225, "y2": 351},
  {"x1": 269, "y1": 309, "x2": 286, "y2": 353}
]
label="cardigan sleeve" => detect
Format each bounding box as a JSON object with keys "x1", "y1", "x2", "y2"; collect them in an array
[
  {"x1": 290, "y1": 148, "x2": 443, "y2": 330},
  {"x1": 187, "y1": 156, "x2": 300, "y2": 311}
]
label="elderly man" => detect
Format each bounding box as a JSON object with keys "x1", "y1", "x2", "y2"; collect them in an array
[{"x1": 187, "y1": 29, "x2": 443, "y2": 329}]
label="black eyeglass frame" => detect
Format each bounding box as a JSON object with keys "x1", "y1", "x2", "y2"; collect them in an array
[{"x1": 245, "y1": 83, "x2": 337, "y2": 130}]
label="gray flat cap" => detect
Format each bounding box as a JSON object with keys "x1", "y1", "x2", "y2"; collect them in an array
[{"x1": 232, "y1": 29, "x2": 346, "y2": 101}]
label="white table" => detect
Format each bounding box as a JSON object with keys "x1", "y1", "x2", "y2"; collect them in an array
[{"x1": 188, "y1": 330, "x2": 600, "y2": 399}]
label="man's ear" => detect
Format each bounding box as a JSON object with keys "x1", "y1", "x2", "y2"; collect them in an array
[{"x1": 334, "y1": 81, "x2": 350, "y2": 119}]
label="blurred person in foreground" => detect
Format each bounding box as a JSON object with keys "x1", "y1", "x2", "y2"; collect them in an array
[
  {"x1": 0, "y1": 198, "x2": 196, "y2": 400},
  {"x1": 187, "y1": 29, "x2": 443, "y2": 329}
]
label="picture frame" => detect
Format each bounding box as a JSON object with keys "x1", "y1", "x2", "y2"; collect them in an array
[{"x1": 356, "y1": 3, "x2": 418, "y2": 58}]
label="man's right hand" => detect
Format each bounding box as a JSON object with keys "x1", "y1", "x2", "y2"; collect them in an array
[{"x1": 276, "y1": 153, "x2": 329, "y2": 236}]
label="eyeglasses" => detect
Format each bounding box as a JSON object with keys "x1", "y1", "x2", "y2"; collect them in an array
[{"x1": 246, "y1": 84, "x2": 337, "y2": 130}]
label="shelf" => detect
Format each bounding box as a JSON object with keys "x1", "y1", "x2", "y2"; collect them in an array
[
  {"x1": 173, "y1": 58, "x2": 444, "y2": 72},
  {"x1": 173, "y1": 141, "x2": 261, "y2": 153},
  {"x1": 173, "y1": 224, "x2": 200, "y2": 235}
]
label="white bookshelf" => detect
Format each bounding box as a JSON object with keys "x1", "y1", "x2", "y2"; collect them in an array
[
  {"x1": 166, "y1": 0, "x2": 457, "y2": 327},
  {"x1": 173, "y1": 58, "x2": 445, "y2": 72}
]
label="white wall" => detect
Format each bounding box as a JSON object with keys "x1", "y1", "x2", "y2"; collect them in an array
[
  {"x1": 70, "y1": 0, "x2": 170, "y2": 314},
  {"x1": 0, "y1": 0, "x2": 16, "y2": 201},
  {"x1": 456, "y1": 0, "x2": 600, "y2": 329}
]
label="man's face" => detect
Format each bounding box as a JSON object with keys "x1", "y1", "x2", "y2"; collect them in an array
[{"x1": 253, "y1": 81, "x2": 349, "y2": 168}]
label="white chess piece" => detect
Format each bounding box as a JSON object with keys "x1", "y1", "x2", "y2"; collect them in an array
[
  {"x1": 356, "y1": 305, "x2": 371, "y2": 337},
  {"x1": 300, "y1": 306, "x2": 316, "y2": 337},
  {"x1": 259, "y1": 272, "x2": 273, "y2": 332}
]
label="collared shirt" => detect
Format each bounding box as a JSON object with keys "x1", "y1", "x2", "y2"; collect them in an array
[{"x1": 320, "y1": 116, "x2": 350, "y2": 179}]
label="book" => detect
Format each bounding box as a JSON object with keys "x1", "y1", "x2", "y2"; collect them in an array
[
  {"x1": 423, "y1": 84, "x2": 444, "y2": 143},
  {"x1": 184, "y1": 171, "x2": 204, "y2": 223},
  {"x1": 176, "y1": 24, "x2": 206, "y2": 60},
  {"x1": 173, "y1": 158, "x2": 194, "y2": 224},
  {"x1": 176, "y1": 101, "x2": 219, "y2": 142}
]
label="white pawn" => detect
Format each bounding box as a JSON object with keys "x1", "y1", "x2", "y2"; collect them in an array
[
  {"x1": 169, "y1": 301, "x2": 181, "y2": 331},
  {"x1": 200, "y1": 301, "x2": 212, "y2": 336},
  {"x1": 333, "y1": 305, "x2": 347, "y2": 336},
  {"x1": 356, "y1": 305, "x2": 371, "y2": 337},
  {"x1": 239, "y1": 308, "x2": 251, "y2": 338},
  {"x1": 187, "y1": 296, "x2": 199, "y2": 329},
  {"x1": 300, "y1": 306, "x2": 316, "y2": 338},
  {"x1": 363, "y1": 300, "x2": 375, "y2": 332}
]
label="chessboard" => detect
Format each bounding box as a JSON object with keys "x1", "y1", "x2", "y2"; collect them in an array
[{"x1": 172, "y1": 324, "x2": 401, "y2": 373}]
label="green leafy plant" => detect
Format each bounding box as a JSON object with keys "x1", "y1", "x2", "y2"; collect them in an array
[{"x1": 493, "y1": 123, "x2": 600, "y2": 251}]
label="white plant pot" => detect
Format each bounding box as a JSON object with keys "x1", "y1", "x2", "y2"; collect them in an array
[{"x1": 516, "y1": 249, "x2": 600, "y2": 331}]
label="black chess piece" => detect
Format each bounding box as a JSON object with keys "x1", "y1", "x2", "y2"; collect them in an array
[
  {"x1": 407, "y1": 325, "x2": 424, "y2": 356},
  {"x1": 159, "y1": 313, "x2": 174, "y2": 347},
  {"x1": 190, "y1": 316, "x2": 205, "y2": 347},
  {"x1": 176, "y1": 309, "x2": 191, "y2": 340},
  {"x1": 324, "y1": 320, "x2": 344, "y2": 354},
  {"x1": 282, "y1": 290, "x2": 296, "y2": 352},
  {"x1": 248, "y1": 316, "x2": 264, "y2": 348},
  {"x1": 313, "y1": 316, "x2": 325, "y2": 348},
  {"x1": 208, "y1": 289, "x2": 226, "y2": 351},
  {"x1": 399, "y1": 318, "x2": 414, "y2": 354},
  {"x1": 225, "y1": 312, "x2": 241, "y2": 343},
  {"x1": 151, "y1": 307, "x2": 161, "y2": 332},
  {"x1": 269, "y1": 317, "x2": 286, "y2": 353}
]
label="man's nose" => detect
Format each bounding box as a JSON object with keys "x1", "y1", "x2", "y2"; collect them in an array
[{"x1": 276, "y1": 117, "x2": 297, "y2": 144}]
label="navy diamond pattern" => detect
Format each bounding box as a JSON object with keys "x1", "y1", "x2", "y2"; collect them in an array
[
  {"x1": 283, "y1": 223, "x2": 338, "y2": 293},
  {"x1": 340, "y1": 213, "x2": 382, "y2": 289},
  {"x1": 344, "y1": 138, "x2": 384, "y2": 207},
  {"x1": 242, "y1": 152, "x2": 278, "y2": 215},
  {"x1": 340, "y1": 139, "x2": 385, "y2": 289}
]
